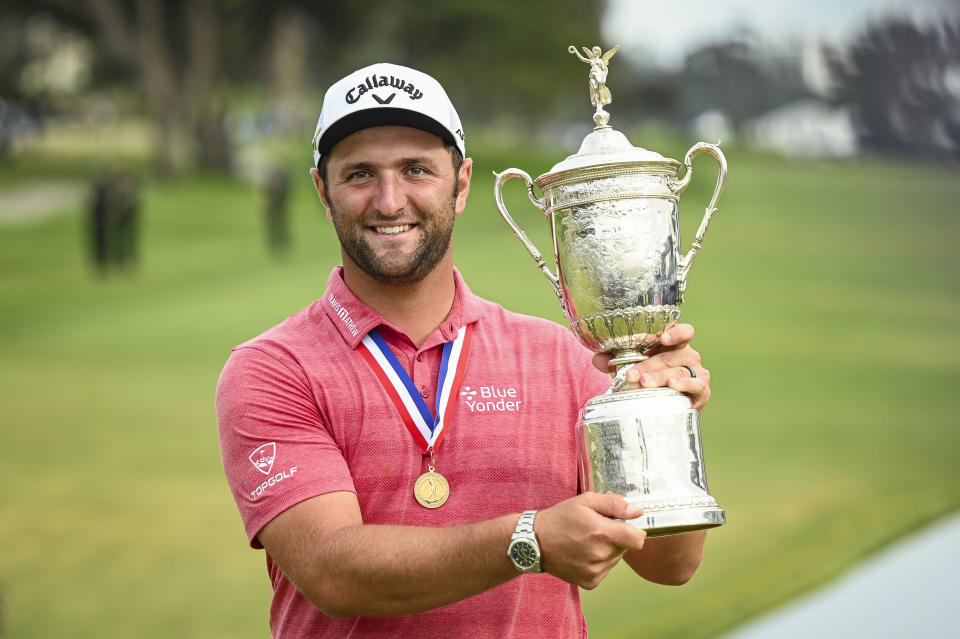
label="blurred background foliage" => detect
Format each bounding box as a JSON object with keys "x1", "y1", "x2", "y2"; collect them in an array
[
  {"x1": 1, "y1": 1, "x2": 959, "y2": 638},
  {"x1": 2, "y1": 0, "x2": 959, "y2": 172},
  {"x1": 1, "y1": 0, "x2": 606, "y2": 172}
]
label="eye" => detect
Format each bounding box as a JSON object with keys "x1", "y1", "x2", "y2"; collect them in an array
[
  {"x1": 346, "y1": 169, "x2": 371, "y2": 181},
  {"x1": 407, "y1": 166, "x2": 427, "y2": 177}
]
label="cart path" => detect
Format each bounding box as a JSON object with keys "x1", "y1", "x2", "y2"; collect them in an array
[
  {"x1": 719, "y1": 511, "x2": 960, "y2": 639},
  {"x1": 0, "y1": 181, "x2": 86, "y2": 226}
]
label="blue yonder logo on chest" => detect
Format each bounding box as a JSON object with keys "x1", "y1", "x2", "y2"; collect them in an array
[
  {"x1": 346, "y1": 74, "x2": 424, "y2": 104},
  {"x1": 460, "y1": 385, "x2": 523, "y2": 413}
]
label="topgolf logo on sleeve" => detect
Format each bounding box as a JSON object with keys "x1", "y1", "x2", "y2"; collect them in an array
[
  {"x1": 248, "y1": 442, "x2": 299, "y2": 500},
  {"x1": 249, "y1": 443, "x2": 276, "y2": 475}
]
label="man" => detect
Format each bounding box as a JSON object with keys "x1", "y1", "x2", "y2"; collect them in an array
[{"x1": 217, "y1": 62, "x2": 712, "y2": 638}]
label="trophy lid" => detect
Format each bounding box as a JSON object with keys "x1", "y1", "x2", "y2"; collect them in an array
[
  {"x1": 546, "y1": 126, "x2": 674, "y2": 174},
  {"x1": 538, "y1": 44, "x2": 680, "y2": 184}
]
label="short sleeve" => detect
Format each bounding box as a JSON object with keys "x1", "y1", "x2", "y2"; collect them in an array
[{"x1": 216, "y1": 345, "x2": 356, "y2": 548}]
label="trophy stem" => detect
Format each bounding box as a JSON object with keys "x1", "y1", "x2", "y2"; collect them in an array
[
  {"x1": 608, "y1": 350, "x2": 648, "y2": 393},
  {"x1": 608, "y1": 350, "x2": 648, "y2": 368}
]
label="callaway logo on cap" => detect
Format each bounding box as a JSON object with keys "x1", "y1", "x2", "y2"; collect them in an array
[{"x1": 312, "y1": 63, "x2": 465, "y2": 166}]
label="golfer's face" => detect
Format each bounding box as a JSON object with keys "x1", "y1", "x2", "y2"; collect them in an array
[{"x1": 321, "y1": 126, "x2": 469, "y2": 286}]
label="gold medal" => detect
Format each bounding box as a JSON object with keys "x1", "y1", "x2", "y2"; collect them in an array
[
  {"x1": 359, "y1": 326, "x2": 473, "y2": 511},
  {"x1": 414, "y1": 470, "x2": 450, "y2": 508}
]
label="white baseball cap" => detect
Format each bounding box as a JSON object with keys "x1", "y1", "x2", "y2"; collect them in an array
[{"x1": 312, "y1": 62, "x2": 465, "y2": 166}]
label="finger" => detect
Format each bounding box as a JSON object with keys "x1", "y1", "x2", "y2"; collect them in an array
[
  {"x1": 625, "y1": 362, "x2": 665, "y2": 386},
  {"x1": 660, "y1": 346, "x2": 702, "y2": 369},
  {"x1": 581, "y1": 492, "x2": 643, "y2": 520},
  {"x1": 635, "y1": 364, "x2": 704, "y2": 388},
  {"x1": 666, "y1": 376, "x2": 711, "y2": 411},
  {"x1": 632, "y1": 346, "x2": 702, "y2": 374},
  {"x1": 592, "y1": 544, "x2": 628, "y2": 566},
  {"x1": 581, "y1": 500, "x2": 647, "y2": 553},
  {"x1": 603, "y1": 521, "x2": 647, "y2": 552},
  {"x1": 657, "y1": 323, "x2": 695, "y2": 349}
]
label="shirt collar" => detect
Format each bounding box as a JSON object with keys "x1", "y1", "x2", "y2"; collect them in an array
[{"x1": 320, "y1": 266, "x2": 483, "y2": 349}]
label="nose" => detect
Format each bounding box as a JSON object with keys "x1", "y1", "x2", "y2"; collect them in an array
[{"x1": 372, "y1": 172, "x2": 407, "y2": 217}]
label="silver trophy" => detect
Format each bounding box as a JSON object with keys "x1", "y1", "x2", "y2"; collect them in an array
[{"x1": 494, "y1": 45, "x2": 727, "y2": 536}]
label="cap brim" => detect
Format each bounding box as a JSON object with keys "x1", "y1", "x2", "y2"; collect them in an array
[{"x1": 315, "y1": 108, "x2": 458, "y2": 161}]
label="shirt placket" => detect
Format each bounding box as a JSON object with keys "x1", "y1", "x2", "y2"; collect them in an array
[
  {"x1": 412, "y1": 345, "x2": 438, "y2": 405},
  {"x1": 382, "y1": 335, "x2": 440, "y2": 407}
]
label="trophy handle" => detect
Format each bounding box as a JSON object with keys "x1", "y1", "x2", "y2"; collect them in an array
[
  {"x1": 493, "y1": 168, "x2": 565, "y2": 308},
  {"x1": 673, "y1": 142, "x2": 728, "y2": 302}
]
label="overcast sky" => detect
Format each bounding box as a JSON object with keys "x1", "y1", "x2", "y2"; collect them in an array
[{"x1": 603, "y1": 0, "x2": 959, "y2": 70}]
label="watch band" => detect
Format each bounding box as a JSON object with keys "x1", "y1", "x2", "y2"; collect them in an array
[
  {"x1": 516, "y1": 510, "x2": 537, "y2": 534},
  {"x1": 508, "y1": 509, "x2": 542, "y2": 573}
]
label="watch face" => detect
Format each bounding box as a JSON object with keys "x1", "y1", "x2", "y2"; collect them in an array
[{"x1": 510, "y1": 540, "x2": 538, "y2": 569}]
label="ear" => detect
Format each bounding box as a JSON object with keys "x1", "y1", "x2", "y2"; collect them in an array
[
  {"x1": 309, "y1": 167, "x2": 334, "y2": 221},
  {"x1": 454, "y1": 158, "x2": 473, "y2": 216}
]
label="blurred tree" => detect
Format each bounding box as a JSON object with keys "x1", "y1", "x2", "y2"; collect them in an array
[
  {"x1": 679, "y1": 36, "x2": 810, "y2": 130},
  {"x1": 825, "y1": 16, "x2": 960, "y2": 159},
  {"x1": 0, "y1": 0, "x2": 234, "y2": 171},
  {"x1": 316, "y1": 0, "x2": 606, "y2": 126},
  {"x1": 234, "y1": 0, "x2": 608, "y2": 141},
  {"x1": 84, "y1": 0, "x2": 225, "y2": 172},
  {"x1": 2, "y1": 0, "x2": 608, "y2": 168},
  {"x1": 16, "y1": 14, "x2": 93, "y2": 101},
  {"x1": 266, "y1": 6, "x2": 310, "y2": 135}
]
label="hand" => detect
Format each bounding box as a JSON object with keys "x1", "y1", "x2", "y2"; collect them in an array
[
  {"x1": 535, "y1": 492, "x2": 647, "y2": 589},
  {"x1": 592, "y1": 323, "x2": 712, "y2": 411}
]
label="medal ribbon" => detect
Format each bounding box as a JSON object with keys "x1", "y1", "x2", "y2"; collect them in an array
[{"x1": 358, "y1": 324, "x2": 473, "y2": 453}]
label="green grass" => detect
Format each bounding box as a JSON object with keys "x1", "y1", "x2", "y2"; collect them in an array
[{"x1": 1, "y1": 137, "x2": 959, "y2": 638}]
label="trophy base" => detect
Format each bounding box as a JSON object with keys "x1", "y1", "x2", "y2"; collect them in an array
[
  {"x1": 578, "y1": 387, "x2": 725, "y2": 537},
  {"x1": 624, "y1": 504, "x2": 726, "y2": 538}
]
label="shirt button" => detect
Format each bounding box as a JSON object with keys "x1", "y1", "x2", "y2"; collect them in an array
[
  {"x1": 416, "y1": 353, "x2": 423, "y2": 362},
  {"x1": 420, "y1": 387, "x2": 429, "y2": 398}
]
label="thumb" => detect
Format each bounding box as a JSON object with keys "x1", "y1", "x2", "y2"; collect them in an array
[
  {"x1": 592, "y1": 352, "x2": 615, "y2": 373},
  {"x1": 582, "y1": 492, "x2": 643, "y2": 520}
]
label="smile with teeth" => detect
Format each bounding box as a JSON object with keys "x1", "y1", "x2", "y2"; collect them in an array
[{"x1": 373, "y1": 224, "x2": 413, "y2": 234}]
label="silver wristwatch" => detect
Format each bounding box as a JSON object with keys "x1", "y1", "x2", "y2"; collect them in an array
[{"x1": 507, "y1": 510, "x2": 542, "y2": 573}]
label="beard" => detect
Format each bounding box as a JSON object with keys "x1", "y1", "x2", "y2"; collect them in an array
[{"x1": 328, "y1": 190, "x2": 457, "y2": 287}]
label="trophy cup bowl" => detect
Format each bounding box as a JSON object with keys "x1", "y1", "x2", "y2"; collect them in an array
[{"x1": 493, "y1": 46, "x2": 728, "y2": 536}]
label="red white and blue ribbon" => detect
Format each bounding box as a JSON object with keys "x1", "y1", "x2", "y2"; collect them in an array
[{"x1": 358, "y1": 324, "x2": 472, "y2": 453}]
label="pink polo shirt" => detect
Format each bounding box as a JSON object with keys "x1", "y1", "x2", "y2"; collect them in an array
[{"x1": 217, "y1": 266, "x2": 611, "y2": 638}]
